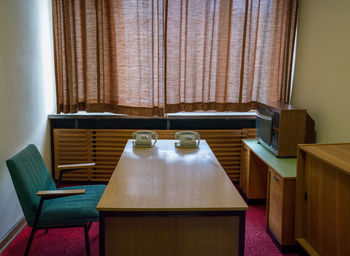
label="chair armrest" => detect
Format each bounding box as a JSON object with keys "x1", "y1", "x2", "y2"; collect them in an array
[
  {"x1": 56, "y1": 163, "x2": 95, "y2": 188},
  {"x1": 57, "y1": 163, "x2": 95, "y2": 170},
  {"x1": 36, "y1": 189, "x2": 86, "y2": 199}
]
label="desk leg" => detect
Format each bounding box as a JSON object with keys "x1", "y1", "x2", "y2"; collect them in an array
[
  {"x1": 239, "y1": 211, "x2": 246, "y2": 256},
  {"x1": 99, "y1": 214, "x2": 105, "y2": 256}
]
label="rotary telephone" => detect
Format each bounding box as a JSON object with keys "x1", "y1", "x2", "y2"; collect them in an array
[
  {"x1": 132, "y1": 130, "x2": 158, "y2": 148},
  {"x1": 174, "y1": 131, "x2": 200, "y2": 148}
]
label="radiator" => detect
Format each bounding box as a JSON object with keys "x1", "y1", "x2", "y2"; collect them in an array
[{"x1": 53, "y1": 129, "x2": 256, "y2": 182}]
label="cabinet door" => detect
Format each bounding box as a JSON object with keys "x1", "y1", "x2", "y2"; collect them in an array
[
  {"x1": 268, "y1": 168, "x2": 284, "y2": 242},
  {"x1": 248, "y1": 152, "x2": 268, "y2": 199},
  {"x1": 240, "y1": 144, "x2": 250, "y2": 196}
]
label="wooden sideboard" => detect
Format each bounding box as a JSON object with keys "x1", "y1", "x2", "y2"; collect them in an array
[
  {"x1": 240, "y1": 139, "x2": 297, "y2": 252},
  {"x1": 295, "y1": 143, "x2": 350, "y2": 256}
]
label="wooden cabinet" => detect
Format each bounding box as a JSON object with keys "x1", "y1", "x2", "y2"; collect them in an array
[
  {"x1": 267, "y1": 168, "x2": 295, "y2": 247},
  {"x1": 241, "y1": 139, "x2": 297, "y2": 252},
  {"x1": 295, "y1": 144, "x2": 350, "y2": 256},
  {"x1": 240, "y1": 144, "x2": 267, "y2": 200}
]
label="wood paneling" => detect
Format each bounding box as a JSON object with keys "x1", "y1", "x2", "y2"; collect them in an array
[
  {"x1": 92, "y1": 130, "x2": 132, "y2": 181},
  {"x1": 53, "y1": 129, "x2": 93, "y2": 181},
  {"x1": 296, "y1": 144, "x2": 350, "y2": 256},
  {"x1": 53, "y1": 128, "x2": 256, "y2": 182},
  {"x1": 104, "y1": 216, "x2": 240, "y2": 256},
  {"x1": 242, "y1": 128, "x2": 256, "y2": 139}
]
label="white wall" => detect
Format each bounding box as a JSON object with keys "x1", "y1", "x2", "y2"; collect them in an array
[
  {"x1": 0, "y1": 0, "x2": 55, "y2": 241},
  {"x1": 292, "y1": 0, "x2": 350, "y2": 143}
]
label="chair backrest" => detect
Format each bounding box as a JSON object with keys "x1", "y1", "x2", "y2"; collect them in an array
[{"x1": 6, "y1": 144, "x2": 56, "y2": 226}]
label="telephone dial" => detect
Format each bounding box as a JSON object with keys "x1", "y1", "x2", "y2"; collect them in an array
[
  {"x1": 174, "y1": 131, "x2": 200, "y2": 148},
  {"x1": 132, "y1": 130, "x2": 158, "y2": 148}
]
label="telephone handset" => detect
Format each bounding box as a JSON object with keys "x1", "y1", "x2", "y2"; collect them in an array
[
  {"x1": 132, "y1": 130, "x2": 158, "y2": 148},
  {"x1": 174, "y1": 131, "x2": 200, "y2": 148}
]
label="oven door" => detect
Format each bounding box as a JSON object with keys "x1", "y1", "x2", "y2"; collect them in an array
[{"x1": 256, "y1": 108, "x2": 273, "y2": 146}]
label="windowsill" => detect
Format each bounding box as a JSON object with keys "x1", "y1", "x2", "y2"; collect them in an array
[
  {"x1": 48, "y1": 111, "x2": 256, "y2": 119},
  {"x1": 167, "y1": 111, "x2": 256, "y2": 117}
]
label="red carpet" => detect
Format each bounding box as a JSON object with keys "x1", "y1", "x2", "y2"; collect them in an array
[
  {"x1": 245, "y1": 205, "x2": 296, "y2": 256},
  {"x1": 2, "y1": 205, "x2": 297, "y2": 256}
]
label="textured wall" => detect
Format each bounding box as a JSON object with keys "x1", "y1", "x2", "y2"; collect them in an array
[
  {"x1": 292, "y1": 0, "x2": 350, "y2": 143},
  {"x1": 0, "y1": 0, "x2": 55, "y2": 242}
]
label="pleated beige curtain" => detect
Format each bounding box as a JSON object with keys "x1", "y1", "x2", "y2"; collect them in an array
[
  {"x1": 165, "y1": 0, "x2": 298, "y2": 112},
  {"x1": 53, "y1": 0, "x2": 165, "y2": 116},
  {"x1": 52, "y1": 0, "x2": 298, "y2": 116}
]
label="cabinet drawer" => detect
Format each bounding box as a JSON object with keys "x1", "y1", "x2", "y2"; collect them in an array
[{"x1": 268, "y1": 168, "x2": 283, "y2": 241}]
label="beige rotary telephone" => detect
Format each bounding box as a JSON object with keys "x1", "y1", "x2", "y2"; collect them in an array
[
  {"x1": 174, "y1": 131, "x2": 200, "y2": 148},
  {"x1": 132, "y1": 130, "x2": 158, "y2": 148}
]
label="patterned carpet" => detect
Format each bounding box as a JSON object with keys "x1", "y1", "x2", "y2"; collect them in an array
[{"x1": 2, "y1": 205, "x2": 297, "y2": 256}]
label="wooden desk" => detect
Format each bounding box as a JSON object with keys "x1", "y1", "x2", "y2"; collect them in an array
[
  {"x1": 240, "y1": 139, "x2": 297, "y2": 252},
  {"x1": 97, "y1": 140, "x2": 248, "y2": 256}
]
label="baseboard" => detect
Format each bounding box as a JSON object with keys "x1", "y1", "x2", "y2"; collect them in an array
[
  {"x1": 0, "y1": 217, "x2": 26, "y2": 253},
  {"x1": 246, "y1": 198, "x2": 267, "y2": 205},
  {"x1": 296, "y1": 241, "x2": 312, "y2": 256},
  {"x1": 266, "y1": 226, "x2": 296, "y2": 254},
  {"x1": 237, "y1": 189, "x2": 267, "y2": 205}
]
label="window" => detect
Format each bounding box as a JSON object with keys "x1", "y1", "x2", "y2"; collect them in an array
[{"x1": 52, "y1": 0, "x2": 298, "y2": 116}]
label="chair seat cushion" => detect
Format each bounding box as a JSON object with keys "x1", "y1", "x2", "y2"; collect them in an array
[{"x1": 38, "y1": 185, "x2": 106, "y2": 227}]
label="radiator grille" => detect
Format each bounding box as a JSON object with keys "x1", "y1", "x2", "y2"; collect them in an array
[{"x1": 53, "y1": 128, "x2": 256, "y2": 182}]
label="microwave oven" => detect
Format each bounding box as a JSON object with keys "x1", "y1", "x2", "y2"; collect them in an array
[{"x1": 256, "y1": 102, "x2": 315, "y2": 157}]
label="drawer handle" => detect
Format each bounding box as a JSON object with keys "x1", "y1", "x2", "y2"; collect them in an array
[
  {"x1": 243, "y1": 146, "x2": 248, "y2": 151},
  {"x1": 273, "y1": 175, "x2": 279, "y2": 181}
]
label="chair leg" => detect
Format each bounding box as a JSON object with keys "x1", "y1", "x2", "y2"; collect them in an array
[
  {"x1": 24, "y1": 227, "x2": 37, "y2": 256},
  {"x1": 84, "y1": 224, "x2": 91, "y2": 256},
  {"x1": 57, "y1": 170, "x2": 64, "y2": 188},
  {"x1": 87, "y1": 222, "x2": 92, "y2": 231},
  {"x1": 25, "y1": 198, "x2": 44, "y2": 256}
]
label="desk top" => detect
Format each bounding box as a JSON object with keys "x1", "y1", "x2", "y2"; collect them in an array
[
  {"x1": 299, "y1": 143, "x2": 350, "y2": 176},
  {"x1": 243, "y1": 139, "x2": 297, "y2": 179},
  {"x1": 97, "y1": 140, "x2": 248, "y2": 212}
]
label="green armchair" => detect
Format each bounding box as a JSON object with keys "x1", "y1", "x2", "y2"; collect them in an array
[{"x1": 6, "y1": 144, "x2": 106, "y2": 256}]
